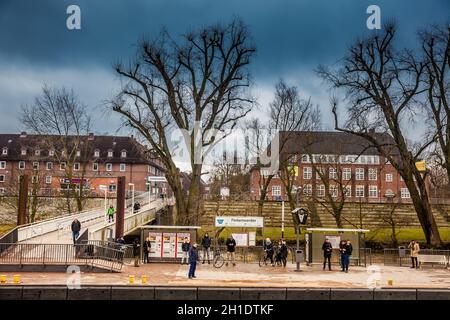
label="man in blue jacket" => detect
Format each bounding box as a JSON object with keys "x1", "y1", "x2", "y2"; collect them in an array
[{"x1": 188, "y1": 243, "x2": 199, "y2": 279}]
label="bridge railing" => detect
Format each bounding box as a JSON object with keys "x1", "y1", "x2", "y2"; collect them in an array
[{"x1": 0, "y1": 242, "x2": 124, "y2": 272}]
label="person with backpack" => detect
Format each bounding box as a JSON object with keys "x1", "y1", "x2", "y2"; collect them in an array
[
  {"x1": 143, "y1": 237, "x2": 151, "y2": 264},
  {"x1": 263, "y1": 238, "x2": 274, "y2": 266},
  {"x1": 132, "y1": 238, "x2": 141, "y2": 267},
  {"x1": 71, "y1": 219, "x2": 81, "y2": 244}
]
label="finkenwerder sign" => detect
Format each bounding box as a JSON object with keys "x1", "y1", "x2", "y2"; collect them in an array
[{"x1": 214, "y1": 216, "x2": 264, "y2": 228}]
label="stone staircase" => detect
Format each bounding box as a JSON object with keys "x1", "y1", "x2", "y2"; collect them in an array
[{"x1": 200, "y1": 200, "x2": 450, "y2": 230}]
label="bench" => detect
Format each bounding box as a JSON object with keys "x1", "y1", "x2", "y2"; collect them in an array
[{"x1": 417, "y1": 254, "x2": 448, "y2": 269}]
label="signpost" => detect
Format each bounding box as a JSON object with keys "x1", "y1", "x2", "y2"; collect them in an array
[
  {"x1": 291, "y1": 208, "x2": 309, "y2": 272},
  {"x1": 214, "y1": 216, "x2": 264, "y2": 228}
]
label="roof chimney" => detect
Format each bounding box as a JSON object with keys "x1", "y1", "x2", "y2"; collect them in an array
[
  {"x1": 19, "y1": 131, "x2": 27, "y2": 138},
  {"x1": 88, "y1": 133, "x2": 94, "y2": 141}
]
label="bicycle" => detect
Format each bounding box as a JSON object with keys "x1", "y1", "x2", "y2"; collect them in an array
[
  {"x1": 259, "y1": 249, "x2": 274, "y2": 267},
  {"x1": 213, "y1": 249, "x2": 237, "y2": 268}
]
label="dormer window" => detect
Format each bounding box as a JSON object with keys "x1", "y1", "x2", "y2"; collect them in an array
[
  {"x1": 1, "y1": 148, "x2": 7, "y2": 155},
  {"x1": 76, "y1": 150, "x2": 81, "y2": 157},
  {"x1": 21, "y1": 149, "x2": 27, "y2": 156},
  {"x1": 35, "y1": 150, "x2": 40, "y2": 156},
  {"x1": 94, "y1": 149, "x2": 100, "y2": 157},
  {"x1": 107, "y1": 150, "x2": 113, "y2": 158},
  {"x1": 49, "y1": 149, "x2": 55, "y2": 156},
  {"x1": 121, "y1": 150, "x2": 127, "y2": 158}
]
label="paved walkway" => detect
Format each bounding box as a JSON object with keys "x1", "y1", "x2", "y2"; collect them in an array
[{"x1": 2, "y1": 263, "x2": 450, "y2": 288}]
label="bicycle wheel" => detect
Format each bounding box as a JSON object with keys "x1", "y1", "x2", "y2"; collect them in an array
[
  {"x1": 259, "y1": 255, "x2": 268, "y2": 267},
  {"x1": 213, "y1": 255, "x2": 225, "y2": 268}
]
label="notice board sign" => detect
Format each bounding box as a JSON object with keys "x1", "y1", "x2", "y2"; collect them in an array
[
  {"x1": 215, "y1": 216, "x2": 264, "y2": 228},
  {"x1": 231, "y1": 233, "x2": 249, "y2": 247}
]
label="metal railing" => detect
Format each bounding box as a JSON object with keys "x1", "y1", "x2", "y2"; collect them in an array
[
  {"x1": 384, "y1": 248, "x2": 450, "y2": 267},
  {"x1": 0, "y1": 243, "x2": 125, "y2": 272}
]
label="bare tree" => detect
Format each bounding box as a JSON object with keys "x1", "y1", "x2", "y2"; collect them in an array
[
  {"x1": 317, "y1": 24, "x2": 441, "y2": 245},
  {"x1": 21, "y1": 86, "x2": 93, "y2": 213},
  {"x1": 112, "y1": 19, "x2": 255, "y2": 224}
]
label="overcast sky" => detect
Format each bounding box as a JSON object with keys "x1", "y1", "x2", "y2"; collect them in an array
[{"x1": 0, "y1": 0, "x2": 449, "y2": 139}]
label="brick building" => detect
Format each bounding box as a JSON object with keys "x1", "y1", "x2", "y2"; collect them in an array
[
  {"x1": 250, "y1": 131, "x2": 417, "y2": 203},
  {"x1": 0, "y1": 132, "x2": 167, "y2": 197}
]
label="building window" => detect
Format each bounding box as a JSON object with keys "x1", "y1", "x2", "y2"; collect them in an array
[
  {"x1": 121, "y1": 150, "x2": 127, "y2": 158},
  {"x1": 368, "y1": 168, "x2": 377, "y2": 181},
  {"x1": 108, "y1": 184, "x2": 117, "y2": 192},
  {"x1": 45, "y1": 176, "x2": 52, "y2": 184},
  {"x1": 106, "y1": 163, "x2": 113, "y2": 172},
  {"x1": 0, "y1": 161, "x2": 5, "y2": 169},
  {"x1": 343, "y1": 186, "x2": 351, "y2": 197},
  {"x1": 74, "y1": 163, "x2": 80, "y2": 171},
  {"x1": 1, "y1": 148, "x2": 7, "y2": 155},
  {"x1": 21, "y1": 149, "x2": 27, "y2": 156},
  {"x1": 401, "y1": 188, "x2": 410, "y2": 199},
  {"x1": 317, "y1": 185, "x2": 325, "y2": 197},
  {"x1": 0, "y1": 175, "x2": 5, "y2": 183},
  {"x1": 356, "y1": 185, "x2": 365, "y2": 197},
  {"x1": 76, "y1": 150, "x2": 81, "y2": 157},
  {"x1": 260, "y1": 168, "x2": 270, "y2": 177},
  {"x1": 369, "y1": 185, "x2": 378, "y2": 198},
  {"x1": 119, "y1": 163, "x2": 126, "y2": 172},
  {"x1": 315, "y1": 168, "x2": 324, "y2": 180},
  {"x1": 93, "y1": 163, "x2": 99, "y2": 171},
  {"x1": 303, "y1": 184, "x2": 312, "y2": 196},
  {"x1": 94, "y1": 149, "x2": 100, "y2": 157},
  {"x1": 343, "y1": 168, "x2": 351, "y2": 180},
  {"x1": 385, "y1": 173, "x2": 393, "y2": 182},
  {"x1": 35, "y1": 149, "x2": 40, "y2": 156},
  {"x1": 303, "y1": 167, "x2": 312, "y2": 180},
  {"x1": 31, "y1": 176, "x2": 38, "y2": 183},
  {"x1": 49, "y1": 149, "x2": 55, "y2": 156},
  {"x1": 32, "y1": 162, "x2": 39, "y2": 170},
  {"x1": 107, "y1": 150, "x2": 113, "y2": 158},
  {"x1": 46, "y1": 162, "x2": 53, "y2": 170},
  {"x1": 19, "y1": 161, "x2": 25, "y2": 170},
  {"x1": 60, "y1": 162, "x2": 66, "y2": 170},
  {"x1": 272, "y1": 185, "x2": 281, "y2": 196},
  {"x1": 329, "y1": 168, "x2": 337, "y2": 180},
  {"x1": 330, "y1": 185, "x2": 338, "y2": 198},
  {"x1": 355, "y1": 168, "x2": 364, "y2": 180},
  {"x1": 301, "y1": 154, "x2": 310, "y2": 163},
  {"x1": 0, "y1": 188, "x2": 5, "y2": 195}
]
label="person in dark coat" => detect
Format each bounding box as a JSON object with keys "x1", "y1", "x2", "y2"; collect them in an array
[
  {"x1": 225, "y1": 236, "x2": 237, "y2": 267},
  {"x1": 181, "y1": 237, "x2": 191, "y2": 265},
  {"x1": 143, "y1": 237, "x2": 151, "y2": 263},
  {"x1": 341, "y1": 240, "x2": 353, "y2": 273},
  {"x1": 278, "y1": 240, "x2": 288, "y2": 267},
  {"x1": 71, "y1": 219, "x2": 81, "y2": 244},
  {"x1": 201, "y1": 233, "x2": 212, "y2": 264},
  {"x1": 132, "y1": 238, "x2": 141, "y2": 267},
  {"x1": 188, "y1": 243, "x2": 199, "y2": 279},
  {"x1": 322, "y1": 238, "x2": 333, "y2": 271},
  {"x1": 263, "y1": 238, "x2": 274, "y2": 266}
]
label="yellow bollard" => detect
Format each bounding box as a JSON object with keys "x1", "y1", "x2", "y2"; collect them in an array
[
  {"x1": 387, "y1": 279, "x2": 394, "y2": 286},
  {"x1": 141, "y1": 275, "x2": 147, "y2": 284},
  {"x1": 129, "y1": 275, "x2": 135, "y2": 284},
  {"x1": 13, "y1": 275, "x2": 20, "y2": 284},
  {"x1": 0, "y1": 275, "x2": 6, "y2": 284}
]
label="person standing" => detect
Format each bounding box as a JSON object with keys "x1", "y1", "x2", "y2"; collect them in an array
[
  {"x1": 143, "y1": 237, "x2": 151, "y2": 264},
  {"x1": 71, "y1": 219, "x2": 81, "y2": 244},
  {"x1": 181, "y1": 237, "x2": 191, "y2": 265},
  {"x1": 132, "y1": 238, "x2": 141, "y2": 267},
  {"x1": 408, "y1": 240, "x2": 420, "y2": 269},
  {"x1": 341, "y1": 239, "x2": 353, "y2": 273},
  {"x1": 322, "y1": 238, "x2": 333, "y2": 271},
  {"x1": 339, "y1": 240, "x2": 346, "y2": 270},
  {"x1": 263, "y1": 238, "x2": 274, "y2": 266},
  {"x1": 225, "y1": 235, "x2": 237, "y2": 267},
  {"x1": 188, "y1": 243, "x2": 199, "y2": 279},
  {"x1": 279, "y1": 240, "x2": 288, "y2": 267},
  {"x1": 201, "y1": 233, "x2": 212, "y2": 264},
  {"x1": 107, "y1": 205, "x2": 115, "y2": 223}
]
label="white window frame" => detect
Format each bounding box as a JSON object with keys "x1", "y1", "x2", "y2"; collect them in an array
[
  {"x1": 343, "y1": 186, "x2": 351, "y2": 197},
  {"x1": 119, "y1": 163, "x2": 126, "y2": 172},
  {"x1": 0, "y1": 187, "x2": 5, "y2": 195},
  {"x1": 317, "y1": 185, "x2": 325, "y2": 197},
  {"x1": 301, "y1": 154, "x2": 310, "y2": 163},
  {"x1": 368, "y1": 168, "x2": 377, "y2": 181},
  {"x1": 385, "y1": 173, "x2": 393, "y2": 182},
  {"x1": 343, "y1": 168, "x2": 351, "y2": 180},
  {"x1": 121, "y1": 151, "x2": 127, "y2": 158},
  {"x1": 94, "y1": 150, "x2": 100, "y2": 157},
  {"x1": 330, "y1": 185, "x2": 338, "y2": 198},
  {"x1": 368, "y1": 185, "x2": 378, "y2": 198},
  {"x1": 272, "y1": 185, "x2": 281, "y2": 196},
  {"x1": 107, "y1": 151, "x2": 113, "y2": 158},
  {"x1": 106, "y1": 163, "x2": 113, "y2": 172},
  {"x1": 0, "y1": 174, "x2": 5, "y2": 183},
  {"x1": 49, "y1": 149, "x2": 55, "y2": 156},
  {"x1": 46, "y1": 162, "x2": 53, "y2": 170},
  {"x1": 1, "y1": 148, "x2": 7, "y2": 155},
  {"x1": 19, "y1": 161, "x2": 25, "y2": 170},
  {"x1": 21, "y1": 149, "x2": 27, "y2": 156},
  {"x1": 356, "y1": 185, "x2": 365, "y2": 197},
  {"x1": 32, "y1": 162, "x2": 39, "y2": 170},
  {"x1": 401, "y1": 188, "x2": 410, "y2": 199},
  {"x1": 303, "y1": 184, "x2": 312, "y2": 196},
  {"x1": 60, "y1": 162, "x2": 66, "y2": 170},
  {"x1": 34, "y1": 149, "x2": 40, "y2": 156},
  {"x1": 355, "y1": 168, "x2": 364, "y2": 181},
  {"x1": 0, "y1": 161, "x2": 5, "y2": 170},
  {"x1": 74, "y1": 162, "x2": 80, "y2": 171},
  {"x1": 76, "y1": 150, "x2": 81, "y2": 157},
  {"x1": 93, "y1": 163, "x2": 99, "y2": 171},
  {"x1": 329, "y1": 168, "x2": 337, "y2": 180},
  {"x1": 45, "y1": 176, "x2": 52, "y2": 184},
  {"x1": 303, "y1": 167, "x2": 312, "y2": 180}
]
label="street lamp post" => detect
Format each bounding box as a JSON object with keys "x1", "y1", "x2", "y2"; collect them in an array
[
  {"x1": 99, "y1": 184, "x2": 107, "y2": 222},
  {"x1": 146, "y1": 182, "x2": 151, "y2": 205},
  {"x1": 129, "y1": 183, "x2": 135, "y2": 214}
]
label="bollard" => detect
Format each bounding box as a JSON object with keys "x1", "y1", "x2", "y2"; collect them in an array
[
  {"x1": 141, "y1": 275, "x2": 147, "y2": 284},
  {"x1": 387, "y1": 279, "x2": 393, "y2": 286},
  {"x1": 13, "y1": 275, "x2": 20, "y2": 284},
  {"x1": 129, "y1": 275, "x2": 135, "y2": 284},
  {"x1": 0, "y1": 275, "x2": 6, "y2": 284}
]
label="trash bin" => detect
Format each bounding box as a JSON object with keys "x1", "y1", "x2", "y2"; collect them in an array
[
  {"x1": 398, "y1": 246, "x2": 406, "y2": 258},
  {"x1": 295, "y1": 250, "x2": 304, "y2": 263}
]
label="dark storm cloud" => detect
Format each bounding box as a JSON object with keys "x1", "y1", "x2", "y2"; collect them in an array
[{"x1": 0, "y1": 0, "x2": 449, "y2": 133}]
